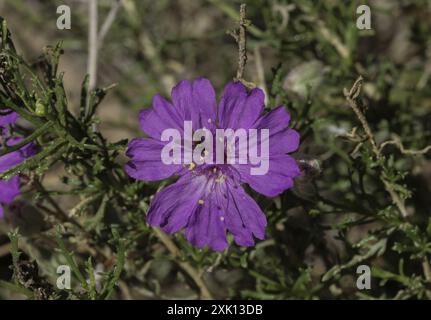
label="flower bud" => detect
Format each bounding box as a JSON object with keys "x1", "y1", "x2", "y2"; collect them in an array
[{"x1": 35, "y1": 100, "x2": 47, "y2": 116}]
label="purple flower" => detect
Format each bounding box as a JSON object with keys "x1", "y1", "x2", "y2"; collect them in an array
[
  {"x1": 125, "y1": 78, "x2": 300, "y2": 251},
  {"x1": 0, "y1": 111, "x2": 36, "y2": 218},
  {"x1": 0, "y1": 109, "x2": 18, "y2": 136}
]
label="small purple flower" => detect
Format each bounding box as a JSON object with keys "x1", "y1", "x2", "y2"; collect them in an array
[
  {"x1": 0, "y1": 109, "x2": 18, "y2": 136},
  {"x1": 0, "y1": 111, "x2": 36, "y2": 218},
  {"x1": 125, "y1": 78, "x2": 300, "y2": 251}
]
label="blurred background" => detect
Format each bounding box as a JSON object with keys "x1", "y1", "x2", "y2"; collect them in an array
[{"x1": 0, "y1": 0, "x2": 431, "y2": 299}]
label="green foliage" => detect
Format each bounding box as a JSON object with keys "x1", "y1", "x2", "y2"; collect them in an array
[{"x1": 0, "y1": 0, "x2": 431, "y2": 300}]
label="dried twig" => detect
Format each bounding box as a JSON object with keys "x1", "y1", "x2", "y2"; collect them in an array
[
  {"x1": 379, "y1": 136, "x2": 431, "y2": 155},
  {"x1": 235, "y1": 4, "x2": 247, "y2": 81},
  {"x1": 344, "y1": 76, "x2": 408, "y2": 218},
  {"x1": 228, "y1": 4, "x2": 254, "y2": 88},
  {"x1": 345, "y1": 77, "x2": 431, "y2": 292},
  {"x1": 209, "y1": 0, "x2": 264, "y2": 38}
]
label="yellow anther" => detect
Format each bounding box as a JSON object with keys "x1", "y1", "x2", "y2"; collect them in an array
[
  {"x1": 189, "y1": 163, "x2": 196, "y2": 170},
  {"x1": 198, "y1": 199, "x2": 205, "y2": 204},
  {"x1": 215, "y1": 175, "x2": 225, "y2": 183}
]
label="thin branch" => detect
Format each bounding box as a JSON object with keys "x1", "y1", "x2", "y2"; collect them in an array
[
  {"x1": 88, "y1": 0, "x2": 98, "y2": 91},
  {"x1": 422, "y1": 258, "x2": 431, "y2": 282},
  {"x1": 379, "y1": 136, "x2": 431, "y2": 155},
  {"x1": 344, "y1": 77, "x2": 380, "y2": 156},
  {"x1": 254, "y1": 45, "x2": 268, "y2": 104},
  {"x1": 227, "y1": 4, "x2": 254, "y2": 88},
  {"x1": 88, "y1": 0, "x2": 124, "y2": 90},
  {"x1": 208, "y1": 0, "x2": 264, "y2": 38},
  {"x1": 344, "y1": 76, "x2": 408, "y2": 218},
  {"x1": 316, "y1": 20, "x2": 349, "y2": 60},
  {"x1": 422, "y1": 257, "x2": 431, "y2": 299},
  {"x1": 296, "y1": 3, "x2": 349, "y2": 60},
  {"x1": 0, "y1": 121, "x2": 54, "y2": 157},
  {"x1": 0, "y1": 280, "x2": 34, "y2": 298},
  {"x1": 98, "y1": 0, "x2": 124, "y2": 49},
  {"x1": 33, "y1": 179, "x2": 86, "y2": 230},
  {"x1": 417, "y1": 45, "x2": 431, "y2": 89},
  {"x1": 154, "y1": 228, "x2": 213, "y2": 300},
  {"x1": 235, "y1": 4, "x2": 247, "y2": 81}
]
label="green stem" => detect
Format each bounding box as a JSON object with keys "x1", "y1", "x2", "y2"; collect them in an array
[{"x1": 0, "y1": 121, "x2": 54, "y2": 157}]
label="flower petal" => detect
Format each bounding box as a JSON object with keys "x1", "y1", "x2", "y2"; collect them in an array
[
  {"x1": 171, "y1": 78, "x2": 217, "y2": 130},
  {"x1": 185, "y1": 193, "x2": 228, "y2": 251},
  {"x1": 0, "y1": 110, "x2": 18, "y2": 128},
  {"x1": 192, "y1": 78, "x2": 217, "y2": 130},
  {"x1": 253, "y1": 105, "x2": 291, "y2": 134},
  {"x1": 243, "y1": 127, "x2": 300, "y2": 156},
  {"x1": 268, "y1": 128, "x2": 300, "y2": 154},
  {"x1": 235, "y1": 154, "x2": 300, "y2": 197},
  {"x1": 139, "y1": 78, "x2": 217, "y2": 138},
  {"x1": 0, "y1": 176, "x2": 20, "y2": 204},
  {"x1": 0, "y1": 139, "x2": 35, "y2": 207},
  {"x1": 223, "y1": 180, "x2": 267, "y2": 246},
  {"x1": 234, "y1": 105, "x2": 300, "y2": 196},
  {"x1": 0, "y1": 139, "x2": 36, "y2": 173},
  {"x1": 139, "y1": 95, "x2": 183, "y2": 139},
  {"x1": 125, "y1": 138, "x2": 182, "y2": 181},
  {"x1": 171, "y1": 79, "x2": 199, "y2": 128},
  {"x1": 218, "y1": 81, "x2": 264, "y2": 129},
  {"x1": 147, "y1": 173, "x2": 208, "y2": 234}
]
